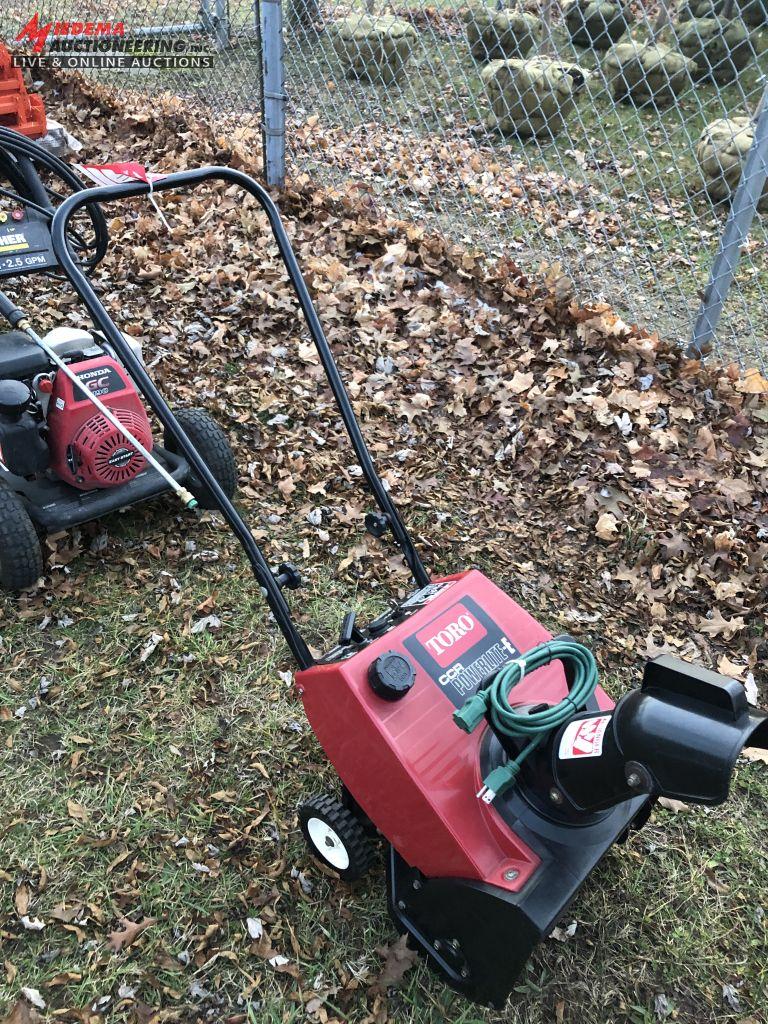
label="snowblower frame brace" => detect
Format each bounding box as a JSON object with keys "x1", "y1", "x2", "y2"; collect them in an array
[{"x1": 47, "y1": 167, "x2": 430, "y2": 669}]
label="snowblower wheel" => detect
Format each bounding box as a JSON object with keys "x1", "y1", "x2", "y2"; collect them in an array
[
  {"x1": 0, "y1": 485, "x2": 44, "y2": 590},
  {"x1": 164, "y1": 408, "x2": 237, "y2": 509},
  {"x1": 298, "y1": 794, "x2": 376, "y2": 881}
]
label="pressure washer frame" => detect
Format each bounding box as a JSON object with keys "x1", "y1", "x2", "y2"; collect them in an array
[{"x1": 49, "y1": 168, "x2": 430, "y2": 669}]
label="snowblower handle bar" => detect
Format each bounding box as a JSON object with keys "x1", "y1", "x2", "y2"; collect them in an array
[{"x1": 49, "y1": 166, "x2": 430, "y2": 669}]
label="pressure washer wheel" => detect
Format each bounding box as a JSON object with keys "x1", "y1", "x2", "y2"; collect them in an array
[
  {"x1": 298, "y1": 794, "x2": 375, "y2": 881},
  {"x1": 0, "y1": 485, "x2": 44, "y2": 590},
  {"x1": 164, "y1": 408, "x2": 237, "y2": 510}
]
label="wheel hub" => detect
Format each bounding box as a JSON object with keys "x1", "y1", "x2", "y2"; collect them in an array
[{"x1": 307, "y1": 816, "x2": 350, "y2": 870}]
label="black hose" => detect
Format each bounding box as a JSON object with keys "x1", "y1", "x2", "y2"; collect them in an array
[{"x1": 0, "y1": 127, "x2": 108, "y2": 273}]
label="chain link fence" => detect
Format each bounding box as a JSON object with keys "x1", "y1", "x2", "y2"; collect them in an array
[{"x1": 1, "y1": 1, "x2": 766, "y2": 367}]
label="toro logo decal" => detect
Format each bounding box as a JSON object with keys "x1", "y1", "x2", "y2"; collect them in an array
[
  {"x1": 558, "y1": 715, "x2": 611, "y2": 760},
  {"x1": 415, "y1": 602, "x2": 487, "y2": 669},
  {"x1": 404, "y1": 594, "x2": 519, "y2": 708}
]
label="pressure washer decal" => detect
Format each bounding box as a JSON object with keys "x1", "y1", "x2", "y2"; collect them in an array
[
  {"x1": 558, "y1": 715, "x2": 611, "y2": 760},
  {"x1": 404, "y1": 595, "x2": 520, "y2": 708}
]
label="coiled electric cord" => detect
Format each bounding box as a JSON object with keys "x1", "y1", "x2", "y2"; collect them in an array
[{"x1": 453, "y1": 639, "x2": 600, "y2": 802}]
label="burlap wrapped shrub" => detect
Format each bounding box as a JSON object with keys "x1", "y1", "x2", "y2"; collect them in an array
[
  {"x1": 603, "y1": 41, "x2": 695, "y2": 106},
  {"x1": 696, "y1": 115, "x2": 768, "y2": 208},
  {"x1": 464, "y1": 6, "x2": 544, "y2": 61},
  {"x1": 564, "y1": 0, "x2": 631, "y2": 49},
  {"x1": 481, "y1": 57, "x2": 585, "y2": 137},
  {"x1": 677, "y1": 0, "x2": 766, "y2": 27},
  {"x1": 675, "y1": 17, "x2": 754, "y2": 83},
  {"x1": 328, "y1": 14, "x2": 417, "y2": 85}
]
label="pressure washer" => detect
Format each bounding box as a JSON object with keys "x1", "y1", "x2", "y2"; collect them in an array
[
  {"x1": 0, "y1": 127, "x2": 236, "y2": 589},
  {"x1": 0, "y1": 131, "x2": 764, "y2": 1008}
]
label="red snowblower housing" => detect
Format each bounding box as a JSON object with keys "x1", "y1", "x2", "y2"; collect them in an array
[{"x1": 47, "y1": 355, "x2": 153, "y2": 489}]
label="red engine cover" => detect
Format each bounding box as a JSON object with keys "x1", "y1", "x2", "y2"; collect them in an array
[
  {"x1": 297, "y1": 571, "x2": 615, "y2": 894},
  {"x1": 47, "y1": 356, "x2": 153, "y2": 490}
]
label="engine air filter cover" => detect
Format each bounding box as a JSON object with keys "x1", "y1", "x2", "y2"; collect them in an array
[{"x1": 73, "y1": 409, "x2": 151, "y2": 486}]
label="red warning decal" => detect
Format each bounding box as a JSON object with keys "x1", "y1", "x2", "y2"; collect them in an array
[
  {"x1": 558, "y1": 715, "x2": 611, "y2": 760},
  {"x1": 414, "y1": 601, "x2": 488, "y2": 669}
]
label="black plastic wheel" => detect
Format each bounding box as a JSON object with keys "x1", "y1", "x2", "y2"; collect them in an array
[
  {"x1": 298, "y1": 794, "x2": 376, "y2": 881},
  {"x1": 0, "y1": 485, "x2": 44, "y2": 590},
  {"x1": 164, "y1": 408, "x2": 237, "y2": 510}
]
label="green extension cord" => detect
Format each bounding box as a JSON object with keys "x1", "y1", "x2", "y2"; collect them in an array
[{"x1": 453, "y1": 639, "x2": 600, "y2": 803}]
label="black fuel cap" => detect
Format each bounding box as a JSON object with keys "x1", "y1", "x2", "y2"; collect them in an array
[
  {"x1": 369, "y1": 651, "x2": 416, "y2": 701},
  {"x1": 0, "y1": 379, "x2": 32, "y2": 418}
]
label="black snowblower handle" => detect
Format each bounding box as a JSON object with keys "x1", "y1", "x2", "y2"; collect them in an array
[{"x1": 48, "y1": 167, "x2": 430, "y2": 669}]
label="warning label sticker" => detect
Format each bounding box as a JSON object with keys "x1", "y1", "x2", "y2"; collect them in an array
[
  {"x1": 404, "y1": 595, "x2": 520, "y2": 708},
  {"x1": 558, "y1": 715, "x2": 611, "y2": 760}
]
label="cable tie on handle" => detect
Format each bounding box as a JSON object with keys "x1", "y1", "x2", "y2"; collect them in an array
[{"x1": 147, "y1": 176, "x2": 171, "y2": 233}]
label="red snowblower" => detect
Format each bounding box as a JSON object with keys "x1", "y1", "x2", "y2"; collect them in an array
[{"x1": 1, "y1": 158, "x2": 765, "y2": 1008}]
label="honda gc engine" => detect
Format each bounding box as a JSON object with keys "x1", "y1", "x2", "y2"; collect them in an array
[
  {"x1": 47, "y1": 351, "x2": 152, "y2": 489},
  {"x1": 0, "y1": 326, "x2": 149, "y2": 489},
  {"x1": 0, "y1": 124, "x2": 237, "y2": 592}
]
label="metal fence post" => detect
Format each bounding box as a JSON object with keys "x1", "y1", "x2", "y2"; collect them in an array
[
  {"x1": 201, "y1": 0, "x2": 230, "y2": 49},
  {"x1": 258, "y1": 0, "x2": 287, "y2": 189},
  {"x1": 214, "y1": 0, "x2": 230, "y2": 50},
  {"x1": 689, "y1": 86, "x2": 768, "y2": 358}
]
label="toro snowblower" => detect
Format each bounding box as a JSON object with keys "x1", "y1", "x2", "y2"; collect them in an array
[{"x1": 1, "y1": 151, "x2": 765, "y2": 1008}]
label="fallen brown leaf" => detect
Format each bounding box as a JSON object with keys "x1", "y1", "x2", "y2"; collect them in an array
[
  {"x1": 107, "y1": 916, "x2": 157, "y2": 953},
  {"x1": 370, "y1": 933, "x2": 419, "y2": 992},
  {"x1": 49, "y1": 902, "x2": 85, "y2": 924},
  {"x1": 595, "y1": 512, "x2": 619, "y2": 542},
  {"x1": 0, "y1": 1000, "x2": 42, "y2": 1024},
  {"x1": 658, "y1": 797, "x2": 690, "y2": 814},
  {"x1": 67, "y1": 800, "x2": 89, "y2": 823},
  {"x1": 698, "y1": 609, "x2": 747, "y2": 640},
  {"x1": 735, "y1": 368, "x2": 768, "y2": 394},
  {"x1": 14, "y1": 883, "x2": 31, "y2": 917}
]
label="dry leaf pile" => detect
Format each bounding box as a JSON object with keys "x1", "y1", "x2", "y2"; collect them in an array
[{"x1": 42, "y1": 71, "x2": 766, "y2": 683}]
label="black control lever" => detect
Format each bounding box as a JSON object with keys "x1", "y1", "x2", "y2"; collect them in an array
[
  {"x1": 339, "y1": 610, "x2": 365, "y2": 646},
  {"x1": 365, "y1": 511, "x2": 390, "y2": 538}
]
